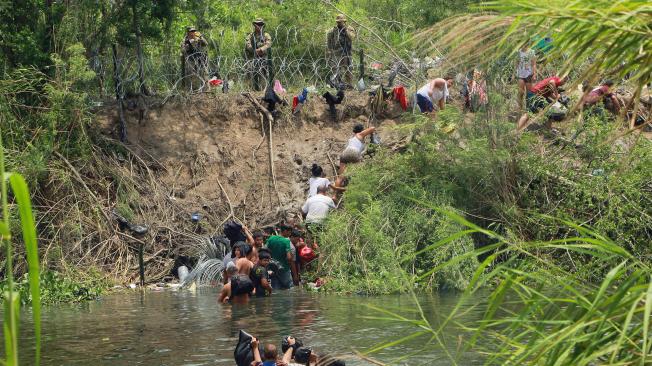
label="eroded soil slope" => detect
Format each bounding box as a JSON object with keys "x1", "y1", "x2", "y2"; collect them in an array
[{"x1": 99, "y1": 91, "x2": 404, "y2": 233}]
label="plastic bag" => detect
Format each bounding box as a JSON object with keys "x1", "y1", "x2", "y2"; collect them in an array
[
  {"x1": 356, "y1": 78, "x2": 366, "y2": 91},
  {"x1": 234, "y1": 330, "x2": 259, "y2": 366}
]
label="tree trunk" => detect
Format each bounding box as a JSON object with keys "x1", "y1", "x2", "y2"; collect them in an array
[
  {"x1": 132, "y1": 2, "x2": 148, "y2": 96},
  {"x1": 112, "y1": 44, "x2": 127, "y2": 142}
]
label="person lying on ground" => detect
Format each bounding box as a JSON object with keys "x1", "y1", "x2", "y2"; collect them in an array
[
  {"x1": 251, "y1": 248, "x2": 273, "y2": 297},
  {"x1": 582, "y1": 80, "x2": 620, "y2": 114},
  {"x1": 265, "y1": 224, "x2": 299, "y2": 289},
  {"x1": 236, "y1": 243, "x2": 256, "y2": 276},
  {"x1": 416, "y1": 76, "x2": 454, "y2": 114},
  {"x1": 302, "y1": 185, "x2": 337, "y2": 226},
  {"x1": 336, "y1": 123, "x2": 375, "y2": 187},
  {"x1": 309, "y1": 164, "x2": 344, "y2": 198},
  {"x1": 517, "y1": 44, "x2": 537, "y2": 110},
  {"x1": 222, "y1": 242, "x2": 243, "y2": 284},
  {"x1": 250, "y1": 337, "x2": 294, "y2": 366}
]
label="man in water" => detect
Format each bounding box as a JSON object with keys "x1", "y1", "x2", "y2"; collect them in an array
[
  {"x1": 251, "y1": 248, "x2": 273, "y2": 297},
  {"x1": 250, "y1": 337, "x2": 294, "y2": 366},
  {"x1": 218, "y1": 272, "x2": 253, "y2": 304},
  {"x1": 265, "y1": 224, "x2": 299, "y2": 289},
  {"x1": 236, "y1": 243, "x2": 256, "y2": 276},
  {"x1": 416, "y1": 76, "x2": 454, "y2": 114}
]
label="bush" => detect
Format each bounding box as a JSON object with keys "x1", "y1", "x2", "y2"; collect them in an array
[
  {"x1": 317, "y1": 107, "x2": 652, "y2": 294},
  {"x1": 0, "y1": 270, "x2": 109, "y2": 305}
]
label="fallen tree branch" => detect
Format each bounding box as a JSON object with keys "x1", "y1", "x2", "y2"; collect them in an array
[
  {"x1": 243, "y1": 92, "x2": 283, "y2": 211},
  {"x1": 216, "y1": 175, "x2": 234, "y2": 220}
]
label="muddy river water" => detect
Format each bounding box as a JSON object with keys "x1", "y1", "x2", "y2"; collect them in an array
[{"x1": 17, "y1": 288, "x2": 486, "y2": 365}]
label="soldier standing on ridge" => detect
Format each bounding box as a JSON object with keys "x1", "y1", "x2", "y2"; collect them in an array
[
  {"x1": 327, "y1": 14, "x2": 356, "y2": 89},
  {"x1": 245, "y1": 18, "x2": 273, "y2": 91},
  {"x1": 181, "y1": 26, "x2": 209, "y2": 89}
]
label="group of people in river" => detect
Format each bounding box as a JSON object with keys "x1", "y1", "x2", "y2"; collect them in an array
[
  {"x1": 218, "y1": 124, "x2": 380, "y2": 365},
  {"x1": 234, "y1": 331, "x2": 346, "y2": 366},
  {"x1": 218, "y1": 121, "x2": 376, "y2": 305}
]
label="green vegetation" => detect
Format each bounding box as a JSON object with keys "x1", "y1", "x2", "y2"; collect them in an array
[
  {"x1": 317, "y1": 0, "x2": 652, "y2": 364},
  {"x1": 318, "y1": 106, "x2": 652, "y2": 294},
  {"x1": 361, "y1": 214, "x2": 652, "y2": 365},
  {"x1": 0, "y1": 270, "x2": 109, "y2": 306},
  {"x1": 0, "y1": 137, "x2": 41, "y2": 365}
]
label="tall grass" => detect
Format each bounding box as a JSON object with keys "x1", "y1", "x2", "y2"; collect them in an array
[
  {"x1": 0, "y1": 131, "x2": 41, "y2": 365},
  {"x1": 363, "y1": 206, "x2": 652, "y2": 365}
]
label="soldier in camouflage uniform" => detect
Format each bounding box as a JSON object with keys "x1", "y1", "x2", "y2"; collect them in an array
[
  {"x1": 181, "y1": 27, "x2": 209, "y2": 86},
  {"x1": 327, "y1": 14, "x2": 356, "y2": 89},
  {"x1": 245, "y1": 18, "x2": 273, "y2": 91}
]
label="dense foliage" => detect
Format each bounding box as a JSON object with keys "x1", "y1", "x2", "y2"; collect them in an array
[
  {"x1": 318, "y1": 104, "x2": 652, "y2": 294},
  {"x1": 0, "y1": 270, "x2": 108, "y2": 305}
]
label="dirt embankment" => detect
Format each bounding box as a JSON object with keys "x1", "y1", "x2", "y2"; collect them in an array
[{"x1": 99, "y1": 91, "x2": 405, "y2": 239}]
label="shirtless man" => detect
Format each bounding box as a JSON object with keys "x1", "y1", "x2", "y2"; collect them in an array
[
  {"x1": 236, "y1": 243, "x2": 256, "y2": 276},
  {"x1": 416, "y1": 76, "x2": 454, "y2": 114}
]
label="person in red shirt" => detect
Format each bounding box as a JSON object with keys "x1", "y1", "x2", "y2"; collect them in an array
[
  {"x1": 582, "y1": 80, "x2": 620, "y2": 114},
  {"x1": 530, "y1": 75, "x2": 568, "y2": 100}
]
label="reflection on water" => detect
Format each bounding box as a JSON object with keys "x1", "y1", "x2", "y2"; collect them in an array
[{"x1": 17, "y1": 288, "x2": 485, "y2": 365}]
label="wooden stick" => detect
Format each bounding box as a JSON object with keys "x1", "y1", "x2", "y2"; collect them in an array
[
  {"x1": 242, "y1": 93, "x2": 283, "y2": 210},
  {"x1": 216, "y1": 176, "x2": 234, "y2": 220}
]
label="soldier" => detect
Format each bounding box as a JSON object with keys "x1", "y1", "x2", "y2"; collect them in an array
[
  {"x1": 327, "y1": 14, "x2": 356, "y2": 89},
  {"x1": 181, "y1": 27, "x2": 209, "y2": 86},
  {"x1": 245, "y1": 18, "x2": 273, "y2": 91}
]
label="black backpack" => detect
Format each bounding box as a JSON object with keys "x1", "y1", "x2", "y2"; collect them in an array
[{"x1": 234, "y1": 330, "x2": 261, "y2": 366}]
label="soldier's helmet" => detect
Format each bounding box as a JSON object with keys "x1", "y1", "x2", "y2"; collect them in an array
[
  {"x1": 336, "y1": 14, "x2": 347, "y2": 23},
  {"x1": 253, "y1": 18, "x2": 265, "y2": 26}
]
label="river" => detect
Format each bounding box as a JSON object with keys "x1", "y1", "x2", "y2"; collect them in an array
[{"x1": 17, "y1": 288, "x2": 486, "y2": 365}]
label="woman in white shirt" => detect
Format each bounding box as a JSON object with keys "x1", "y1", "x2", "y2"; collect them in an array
[
  {"x1": 308, "y1": 164, "x2": 343, "y2": 197},
  {"x1": 336, "y1": 123, "x2": 375, "y2": 187}
]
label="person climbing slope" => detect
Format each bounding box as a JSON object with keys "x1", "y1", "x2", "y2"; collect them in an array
[
  {"x1": 308, "y1": 164, "x2": 344, "y2": 197},
  {"x1": 336, "y1": 123, "x2": 375, "y2": 187},
  {"x1": 416, "y1": 76, "x2": 454, "y2": 114}
]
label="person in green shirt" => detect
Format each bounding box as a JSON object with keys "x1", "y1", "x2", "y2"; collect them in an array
[{"x1": 265, "y1": 224, "x2": 298, "y2": 289}]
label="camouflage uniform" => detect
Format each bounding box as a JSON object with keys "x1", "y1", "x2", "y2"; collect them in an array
[
  {"x1": 245, "y1": 20, "x2": 273, "y2": 91},
  {"x1": 327, "y1": 15, "x2": 356, "y2": 88},
  {"x1": 181, "y1": 29, "x2": 209, "y2": 86}
]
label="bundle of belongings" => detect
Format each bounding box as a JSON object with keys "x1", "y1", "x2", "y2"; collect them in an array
[
  {"x1": 292, "y1": 88, "x2": 309, "y2": 113},
  {"x1": 322, "y1": 90, "x2": 345, "y2": 121}
]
